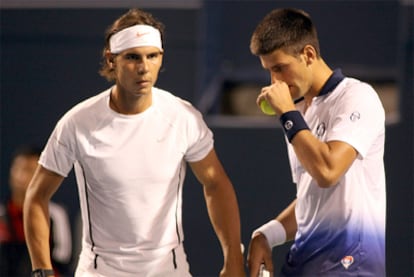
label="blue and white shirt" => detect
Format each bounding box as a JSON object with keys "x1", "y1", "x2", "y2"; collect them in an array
[{"x1": 282, "y1": 70, "x2": 386, "y2": 276}]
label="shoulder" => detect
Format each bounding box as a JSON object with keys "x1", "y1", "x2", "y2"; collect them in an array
[
  {"x1": 55, "y1": 89, "x2": 111, "y2": 129},
  {"x1": 327, "y1": 78, "x2": 383, "y2": 109},
  {"x1": 338, "y1": 78, "x2": 379, "y2": 100},
  {"x1": 153, "y1": 87, "x2": 203, "y2": 119},
  {"x1": 63, "y1": 89, "x2": 110, "y2": 119},
  {"x1": 329, "y1": 77, "x2": 385, "y2": 122},
  {"x1": 154, "y1": 87, "x2": 195, "y2": 109}
]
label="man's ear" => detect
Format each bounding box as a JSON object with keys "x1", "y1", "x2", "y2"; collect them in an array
[
  {"x1": 105, "y1": 51, "x2": 115, "y2": 67},
  {"x1": 302, "y1": 45, "x2": 317, "y2": 65}
]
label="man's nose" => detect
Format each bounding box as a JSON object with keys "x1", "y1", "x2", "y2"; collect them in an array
[
  {"x1": 270, "y1": 72, "x2": 281, "y2": 84},
  {"x1": 137, "y1": 59, "x2": 150, "y2": 74}
]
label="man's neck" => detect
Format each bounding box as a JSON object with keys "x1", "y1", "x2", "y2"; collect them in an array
[
  {"x1": 110, "y1": 87, "x2": 152, "y2": 115},
  {"x1": 305, "y1": 60, "x2": 333, "y2": 102}
]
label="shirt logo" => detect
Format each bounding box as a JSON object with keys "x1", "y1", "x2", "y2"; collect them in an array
[
  {"x1": 316, "y1": 122, "x2": 326, "y2": 138},
  {"x1": 341, "y1": 255, "x2": 354, "y2": 269},
  {"x1": 350, "y1": 111, "x2": 361, "y2": 122}
]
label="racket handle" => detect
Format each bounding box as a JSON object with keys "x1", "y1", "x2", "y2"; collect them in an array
[{"x1": 259, "y1": 264, "x2": 270, "y2": 277}]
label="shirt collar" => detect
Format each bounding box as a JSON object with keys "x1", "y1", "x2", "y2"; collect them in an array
[
  {"x1": 295, "y1": 68, "x2": 345, "y2": 104},
  {"x1": 318, "y1": 68, "x2": 345, "y2": 97}
]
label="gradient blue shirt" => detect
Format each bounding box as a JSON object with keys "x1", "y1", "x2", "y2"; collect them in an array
[{"x1": 282, "y1": 70, "x2": 386, "y2": 276}]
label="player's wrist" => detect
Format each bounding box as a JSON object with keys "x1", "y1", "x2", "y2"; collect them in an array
[
  {"x1": 31, "y1": 268, "x2": 55, "y2": 277},
  {"x1": 252, "y1": 220, "x2": 286, "y2": 248},
  {"x1": 279, "y1": 111, "x2": 310, "y2": 142}
]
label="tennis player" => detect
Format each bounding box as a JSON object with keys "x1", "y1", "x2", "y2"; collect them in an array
[
  {"x1": 247, "y1": 8, "x2": 386, "y2": 277},
  {"x1": 24, "y1": 8, "x2": 245, "y2": 277},
  {"x1": 1, "y1": 145, "x2": 72, "y2": 276}
]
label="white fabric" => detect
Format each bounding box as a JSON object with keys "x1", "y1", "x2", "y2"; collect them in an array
[
  {"x1": 40, "y1": 87, "x2": 213, "y2": 275},
  {"x1": 75, "y1": 244, "x2": 191, "y2": 277},
  {"x1": 109, "y1": 24, "x2": 163, "y2": 53},
  {"x1": 285, "y1": 77, "x2": 386, "y2": 273},
  {"x1": 252, "y1": 220, "x2": 286, "y2": 248},
  {"x1": 49, "y1": 202, "x2": 72, "y2": 263}
]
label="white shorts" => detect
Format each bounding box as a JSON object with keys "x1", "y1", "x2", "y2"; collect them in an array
[{"x1": 75, "y1": 244, "x2": 191, "y2": 277}]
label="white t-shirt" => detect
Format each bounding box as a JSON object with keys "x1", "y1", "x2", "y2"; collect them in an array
[
  {"x1": 283, "y1": 76, "x2": 386, "y2": 276},
  {"x1": 40, "y1": 87, "x2": 213, "y2": 274}
]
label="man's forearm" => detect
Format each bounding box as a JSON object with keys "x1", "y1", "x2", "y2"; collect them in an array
[
  {"x1": 275, "y1": 199, "x2": 297, "y2": 242},
  {"x1": 24, "y1": 195, "x2": 53, "y2": 269},
  {"x1": 204, "y1": 182, "x2": 243, "y2": 262}
]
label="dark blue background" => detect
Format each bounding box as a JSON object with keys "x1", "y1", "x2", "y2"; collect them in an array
[{"x1": 1, "y1": 1, "x2": 412, "y2": 276}]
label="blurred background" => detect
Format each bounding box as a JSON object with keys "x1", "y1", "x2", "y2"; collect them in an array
[{"x1": 1, "y1": 0, "x2": 413, "y2": 276}]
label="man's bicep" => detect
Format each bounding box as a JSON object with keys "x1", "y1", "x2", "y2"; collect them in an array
[
  {"x1": 189, "y1": 148, "x2": 227, "y2": 187},
  {"x1": 28, "y1": 165, "x2": 65, "y2": 200},
  {"x1": 326, "y1": 140, "x2": 358, "y2": 173}
]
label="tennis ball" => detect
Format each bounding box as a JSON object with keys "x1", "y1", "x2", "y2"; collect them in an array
[{"x1": 260, "y1": 99, "x2": 276, "y2": 115}]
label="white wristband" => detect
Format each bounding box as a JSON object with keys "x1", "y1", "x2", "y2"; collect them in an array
[{"x1": 252, "y1": 220, "x2": 286, "y2": 248}]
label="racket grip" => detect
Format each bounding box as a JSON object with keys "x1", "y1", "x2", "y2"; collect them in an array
[{"x1": 259, "y1": 264, "x2": 270, "y2": 277}]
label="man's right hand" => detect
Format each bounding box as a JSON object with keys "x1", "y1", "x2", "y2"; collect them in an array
[{"x1": 247, "y1": 232, "x2": 274, "y2": 277}]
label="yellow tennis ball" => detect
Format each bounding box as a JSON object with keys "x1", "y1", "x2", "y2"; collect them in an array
[{"x1": 260, "y1": 99, "x2": 276, "y2": 115}]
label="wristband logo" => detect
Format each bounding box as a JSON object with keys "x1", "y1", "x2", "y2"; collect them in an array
[
  {"x1": 341, "y1": 255, "x2": 354, "y2": 269},
  {"x1": 284, "y1": 120, "x2": 294, "y2": 130}
]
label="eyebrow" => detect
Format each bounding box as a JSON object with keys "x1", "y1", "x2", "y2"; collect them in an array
[{"x1": 270, "y1": 63, "x2": 288, "y2": 71}]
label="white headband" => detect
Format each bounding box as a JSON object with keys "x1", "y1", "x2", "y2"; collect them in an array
[{"x1": 109, "y1": 24, "x2": 163, "y2": 54}]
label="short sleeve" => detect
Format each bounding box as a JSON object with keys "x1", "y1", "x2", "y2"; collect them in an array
[
  {"x1": 39, "y1": 115, "x2": 77, "y2": 177},
  {"x1": 182, "y1": 103, "x2": 214, "y2": 162},
  {"x1": 326, "y1": 82, "x2": 385, "y2": 158}
]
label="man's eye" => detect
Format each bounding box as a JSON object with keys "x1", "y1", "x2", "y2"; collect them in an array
[
  {"x1": 126, "y1": 54, "x2": 140, "y2": 60},
  {"x1": 272, "y1": 66, "x2": 282, "y2": 73},
  {"x1": 148, "y1": 53, "x2": 159, "y2": 59}
]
